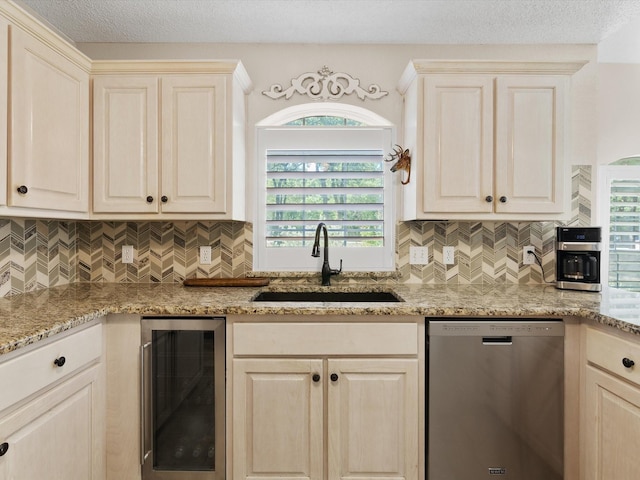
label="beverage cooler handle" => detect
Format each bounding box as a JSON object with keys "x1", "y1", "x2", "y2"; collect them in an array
[
  {"x1": 140, "y1": 341, "x2": 152, "y2": 466},
  {"x1": 587, "y1": 255, "x2": 598, "y2": 281}
]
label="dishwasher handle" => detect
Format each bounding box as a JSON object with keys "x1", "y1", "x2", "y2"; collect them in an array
[{"x1": 482, "y1": 336, "x2": 513, "y2": 345}]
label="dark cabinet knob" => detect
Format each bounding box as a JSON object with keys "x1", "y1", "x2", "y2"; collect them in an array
[
  {"x1": 312, "y1": 374, "x2": 321, "y2": 383},
  {"x1": 330, "y1": 373, "x2": 339, "y2": 382},
  {"x1": 161, "y1": 196, "x2": 168, "y2": 203},
  {"x1": 485, "y1": 195, "x2": 493, "y2": 203},
  {"x1": 146, "y1": 196, "x2": 154, "y2": 203},
  {"x1": 623, "y1": 357, "x2": 635, "y2": 368},
  {"x1": 499, "y1": 196, "x2": 507, "y2": 203},
  {"x1": 0, "y1": 442, "x2": 8, "y2": 456},
  {"x1": 16, "y1": 185, "x2": 28, "y2": 195},
  {"x1": 54, "y1": 356, "x2": 66, "y2": 367}
]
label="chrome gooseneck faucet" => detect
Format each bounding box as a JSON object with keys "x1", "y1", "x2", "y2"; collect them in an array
[{"x1": 311, "y1": 222, "x2": 343, "y2": 286}]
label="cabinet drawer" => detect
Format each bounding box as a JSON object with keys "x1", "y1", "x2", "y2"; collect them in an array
[
  {"x1": 233, "y1": 322, "x2": 418, "y2": 356},
  {"x1": 0, "y1": 324, "x2": 102, "y2": 412},
  {"x1": 586, "y1": 327, "x2": 640, "y2": 387}
]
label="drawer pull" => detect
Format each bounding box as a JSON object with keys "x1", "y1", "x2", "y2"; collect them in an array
[
  {"x1": 0, "y1": 442, "x2": 8, "y2": 456},
  {"x1": 312, "y1": 374, "x2": 321, "y2": 383},
  {"x1": 146, "y1": 195, "x2": 154, "y2": 203},
  {"x1": 53, "y1": 356, "x2": 66, "y2": 367},
  {"x1": 622, "y1": 357, "x2": 635, "y2": 369},
  {"x1": 16, "y1": 185, "x2": 28, "y2": 195},
  {"x1": 330, "y1": 373, "x2": 339, "y2": 382}
]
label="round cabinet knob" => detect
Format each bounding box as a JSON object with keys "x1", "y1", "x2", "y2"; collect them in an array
[
  {"x1": 54, "y1": 356, "x2": 66, "y2": 367},
  {"x1": 0, "y1": 442, "x2": 8, "y2": 456},
  {"x1": 622, "y1": 357, "x2": 635, "y2": 368},
  {"x1": 499, "y1": 196, "x2": 508, "y2": 203},
  {"x1": 312, "y1": 374, "x2": 321, "y2": 383},
  {"x1": 161, "y1": 196, "x2": 168, "y2": 203},
  {"x1": 330, "y1": 373, "x2": 339, "y2": 382},
  {"x1": 485, "y1": 196, "x2": 493, "y2": 203},
  {"x1": 146, "y1": 196, "x2": 154, "y2": 203},
  {"x1": 16, "y1": 185, "x2": 28, "y2": 195}
]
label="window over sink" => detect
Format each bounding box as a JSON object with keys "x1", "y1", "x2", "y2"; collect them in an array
[{"x1": 254, "y1": 103, "x2": 395, "y2": 272}]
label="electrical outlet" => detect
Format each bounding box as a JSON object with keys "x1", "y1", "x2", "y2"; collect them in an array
[
  {"x1": 409, "y1": 246, "x2": 429, "y2": 265},
  {"x1": 122, "y1": 245, "x2": 134, "y2": 264},
  {"x1": 523, "y1": 246, "x2": 536, "y2": 265},
  {"x1": 200, "y1": 246, "x2": 212, "y2": 265},
  {"x1": 443, "y1": 246, "x2": 455, "y2": 265}
]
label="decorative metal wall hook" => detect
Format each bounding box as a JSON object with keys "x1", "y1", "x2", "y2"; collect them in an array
[
  {"x1": 385, "y1": 145, "x2": 411, "y2": 185},
  {"x1": 262, "y1": 65, "x2": 388, "y2": 101}
]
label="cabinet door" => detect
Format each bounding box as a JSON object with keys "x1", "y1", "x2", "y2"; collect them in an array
[
  {"x1": 93, "y1": 75, "x2": 159, "y2": 213},
  {"x1": 233, "y1": 358, "x2": 324, "y2": 480},
  {"x1": 327, "y1": 359, "x2": 419, "y2": 480},
  {"x1": 9, "y1": 27, "x2": 89, "y2": 212},
  {"x1": 495, "y1": 75, "x2": 566, "y2": 214},
  {"x1": 585, "y1": 365, "x2": 640, "y2": 480},
  {"x1": 0, "y1": 17, "x2": 7, "y2": 207},
  {"x1": 161, "y1": 75, "x2": 227, "y2": 213},
  {"x1": 0, "y1": 366, "x2": 102, "y2": 480},
  {"x1": 423, "y1": 75, "x2": 494, "y2": 213}
]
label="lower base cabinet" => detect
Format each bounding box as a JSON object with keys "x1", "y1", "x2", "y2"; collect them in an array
[
  {"x1": 584, "y1": 327, "x2": 640, "y2": 480},
  {"x1": 0, "y1": 366, "x2": 103, "y2": 479},
  {"x1": 231, "y1": 320, "x2": 422, "y2": 480}
]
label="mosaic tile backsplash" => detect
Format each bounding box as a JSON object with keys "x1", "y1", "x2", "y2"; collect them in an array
[{"x1": 0, "y1": 166, "x2": 591, "y2": 297}]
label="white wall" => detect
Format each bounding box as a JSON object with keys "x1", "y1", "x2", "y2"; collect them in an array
[{"x1": 597, "y1": 63, "x2": 640, "y2": 165}]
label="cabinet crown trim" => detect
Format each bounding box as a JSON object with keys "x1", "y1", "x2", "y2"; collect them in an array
[
  {"x1": 91, "y1": 60, "x2": 253, "y2": 91},
  {"x1": 397, "y1": 59, "x2": 587, "y2": 93},
  {"x1": 0, "y1": 1, "x2": 92, "y2": 72}
]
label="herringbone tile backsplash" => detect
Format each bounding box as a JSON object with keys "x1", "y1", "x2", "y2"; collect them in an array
[{"x1": 0, "y1": 166, "x2": 591, "y2": 297}]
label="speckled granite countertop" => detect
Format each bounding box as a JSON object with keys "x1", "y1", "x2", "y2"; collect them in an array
[{"x1": 1, "y1": 282, "x2": 639, "y2": 355}]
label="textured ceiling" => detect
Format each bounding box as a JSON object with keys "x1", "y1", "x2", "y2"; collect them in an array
[{"x1": 16, "y1": 0, "x2": 640, "y2": 45}]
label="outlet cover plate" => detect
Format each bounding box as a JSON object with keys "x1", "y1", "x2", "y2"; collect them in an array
[
  {"x1": 443, "y1": 246, "x2": 455, "y2": 265},
  {"x1": 409, "y1": 246, "x2": 428, "y2": 265},
  {"x1": 122, "y1": 245, "x2": 134, "y2": 264},
  {"x1": 200, "y1": 246, "x2": 212, "y2": 265},
  {"x1": 523, "y1": 246, "x2": 536, "y2": 265}
]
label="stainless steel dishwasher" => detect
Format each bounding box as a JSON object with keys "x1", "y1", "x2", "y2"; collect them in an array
[{"x1": 428, "y1": 318, "x2": 564, "y2": 480}]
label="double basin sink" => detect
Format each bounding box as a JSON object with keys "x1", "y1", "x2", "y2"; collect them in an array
[{"x1": 252, "y1": 290, "x2": 403, "y2": 303}]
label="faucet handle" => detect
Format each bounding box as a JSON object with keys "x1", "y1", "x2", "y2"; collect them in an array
[{"x1": 331, "y1": 259, "x2": 343, "y2": 275}]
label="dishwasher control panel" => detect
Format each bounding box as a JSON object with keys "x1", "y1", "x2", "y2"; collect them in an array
[{"x1": 429, "y1": 318, "x2": 564, "y2": 337}]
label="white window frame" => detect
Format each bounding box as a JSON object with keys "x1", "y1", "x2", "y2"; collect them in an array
[
  {"x1": 254, "y1": 103, "x2": 395, "y2": 272},
  {"x1": 597, "y1": 164, "x2": 640, "y2": 290}
]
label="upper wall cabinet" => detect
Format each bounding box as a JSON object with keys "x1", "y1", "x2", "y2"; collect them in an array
[
  {"x1": 397, "y1": 60, "x2": 586, "y2": 221},
  {"x1": 92, "y1": 61, "x2": 252, "y2": 220},
  {"x1": 0, "y1": 3, "x2": 91, "y2": 217}
]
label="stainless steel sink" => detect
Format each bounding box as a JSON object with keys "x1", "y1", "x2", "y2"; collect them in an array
[{"x1": 252, "y1": 290, "x2": 403, "y2": 302}]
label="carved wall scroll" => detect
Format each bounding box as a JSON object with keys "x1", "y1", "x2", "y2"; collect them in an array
[{"x1": 262, "y1": 65, "x2": 388, "y2": 101}]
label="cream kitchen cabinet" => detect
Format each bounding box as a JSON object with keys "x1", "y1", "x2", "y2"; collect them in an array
[
  {"x1": 584, "y1": 326, "x2": 640, "y2": 480},
  {"x1": 231, "y1": 320, "x2": 422, "y2": 480},
  {"x1": 397, "y1": 60, "x2": 585, "y2": 221},
  {"x1": 92, "y1": 61, "x2": 252, "y2": 220},
  {"x1": 0, "y1": 323, "x2": 105, "y2": 479},
  {"x1": 0, "y1": 2, "x2": 91, "y2": 217},
  {"x1": 0, "y1": 16, "x2": 7, "y2": 208},
  {"x1": 9, "y1": 25, "x2": 89, "y2": 214}
]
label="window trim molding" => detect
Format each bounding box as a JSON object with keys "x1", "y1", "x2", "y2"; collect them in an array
[
  {"x1": 254, "y1": 104, "x2": 396, "y2": 273},
  {"x1": 256, "y1": 102, "x2": 393, "y2": 127},
  {"x1": 597, "y1": 164, "x2": 640, "y2": 290}
]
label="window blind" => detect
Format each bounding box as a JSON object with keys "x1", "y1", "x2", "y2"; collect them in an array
[
  {"x1": 265, "y1": 149, "x2": 385, "y2": 248},
  {"x1": 609, "y1": 178, "x2": 640, "y2": 291}
]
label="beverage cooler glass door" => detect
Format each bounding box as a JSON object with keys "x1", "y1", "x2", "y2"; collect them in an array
[{"x1": 141, "y1": 317, "x2": 226, "y2": 480}]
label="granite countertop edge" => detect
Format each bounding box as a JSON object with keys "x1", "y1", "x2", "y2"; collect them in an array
[{"x1": 1, "y1": 282, "x2": 638, "y2": 356}]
